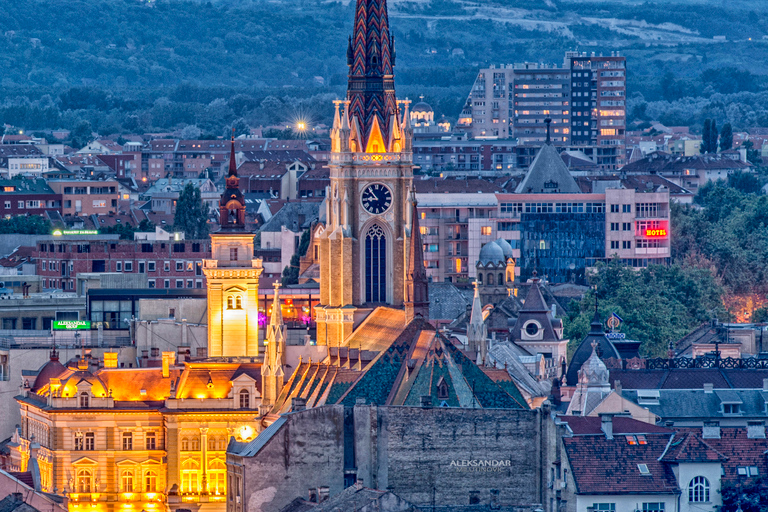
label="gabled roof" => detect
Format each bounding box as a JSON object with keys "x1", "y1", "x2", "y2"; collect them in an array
[
  {"x1": 660, "y1": 432, "x2": 727, "y2": 463},
  {"x1": 515, "y1": 143, "x2": 580, "y2": 194},
  {"x1": 563, "y1": 430, "x2": 679, "y2": 495}
]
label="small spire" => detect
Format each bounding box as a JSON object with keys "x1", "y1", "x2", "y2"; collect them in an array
[
  {"x1": 545, "y1": 118, "x2": 552, "y2": 145},
  {"x1": 228, "y1": 128, "x2": 237, "y2": 177}
]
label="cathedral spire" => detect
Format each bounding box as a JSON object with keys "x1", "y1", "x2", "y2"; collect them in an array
[
  {"x1": 347, "y1": 0, "x2": 398, "y2": 151},
  {"x1": 404, "y1": 195, "x2": 429, "y2": 324},
  {"x1": 228, "y1": 128, "x2": 238, "y2": 177}
]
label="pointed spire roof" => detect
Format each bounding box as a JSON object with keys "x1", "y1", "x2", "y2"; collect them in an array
[
  {"x1": 405, "y1": 196, "x2": 429, "y2": 323},
  {"x1": 228, "y1": 129, "x2": 237, "y2": 177},
  {"x1": 346, "y1": 0, "x2": 398, "y2": 150},
  {"x1": 269, "y1": 282, "x2": 284, "y2": 328},
  {"x1": 466, "y1": 281, "x2": 486, "y2": 349},
  {"x1": 515, "y1": 143, "x2": 581, "y2": 194}
]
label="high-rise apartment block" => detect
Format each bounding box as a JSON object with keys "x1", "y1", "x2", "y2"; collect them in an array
[{"x1": 457, "y1": 51, "x2": 626, "y2": 170}]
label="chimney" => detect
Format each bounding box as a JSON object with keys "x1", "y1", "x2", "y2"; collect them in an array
[
  {"x1": 614, "y1": 380, "x2": 622, "y2": 395},
  {"x1": 354, "y1": 479, "x2": 364, "y2": 491},
  {"x1": 291, "y1": 397, "x2": 306, "y2": 412},
  {"x1": 703, "y1": 383, "x2": 714, "y2": 393},
  {"x1": 600, "y1": 413, "x2": 614, "y2": 440},
  {"x1": 318, "y1": 487, "x2": 330, "y2": 503},
  {"x1": 162, "y1": 351, "x2": 175, "y2": 378},
  {"x1": 308, "y1": 489, "x2": 318, "y2": 503}
]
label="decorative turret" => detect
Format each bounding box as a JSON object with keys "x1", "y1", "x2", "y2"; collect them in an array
[
  {"x1": 262, "y1": 282, "x2": 286, "y2": 405},
  {"x1": 466, "y1": 281, "x2": 487, "y2": 363},
  {"x1": 404, "y1": 196, "x2": 429, "y2": 324},
  {"x1": 219, "y1": 132, "x2": 246, "y2": 230}
]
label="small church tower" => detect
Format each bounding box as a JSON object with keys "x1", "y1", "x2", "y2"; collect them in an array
[
  {"x1": 261, "y1": 282, "x2": 286, "y2": 405},
  {"x1": 404, "y1": 197, "x2": 429, "y2": 324},
  {"x1": 203, "y1": 134, "x2": 263, "y2": 358}
]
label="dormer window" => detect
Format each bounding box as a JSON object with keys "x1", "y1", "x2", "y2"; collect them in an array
[
  {"x1": 79, "y1": 392, "x2": 89, "y2": 408},
  {"x1": 239, "y1": 389, "x2": 250, "y2": 409},
  {"x1": 723, "y1": 403, "x2": 741, "y2": 415},
  {"x1": 437, "y1": 378, "x2": 449, "y2": 400}
]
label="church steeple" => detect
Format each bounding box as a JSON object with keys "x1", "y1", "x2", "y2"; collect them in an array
[
  {"x1": 405, "y1": 196, "x2": 429, "y2": 324},
  {"x1": 347, "y1": 0, "x2": 398, "y2": 150},
  {"x1": 219, "y1": 132, "x2": 246, "y2": 230}
]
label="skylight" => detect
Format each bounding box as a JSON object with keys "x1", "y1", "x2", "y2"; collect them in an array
[{"x1": 638, "y1": 463, "x2": 650, "y2": 475}]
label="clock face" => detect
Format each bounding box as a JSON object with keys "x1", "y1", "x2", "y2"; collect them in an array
[{"x1": 361, "y1": 183, "x2": 392, "y2": 215}]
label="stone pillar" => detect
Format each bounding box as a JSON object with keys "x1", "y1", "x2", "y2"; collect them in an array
[{"x1": 199, "y1": 427, "x2": 208, "y2": 495}]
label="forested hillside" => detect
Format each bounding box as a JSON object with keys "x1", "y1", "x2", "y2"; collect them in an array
[{"x1": 2, "y1": 0, "x2": 768, "y2": 135}]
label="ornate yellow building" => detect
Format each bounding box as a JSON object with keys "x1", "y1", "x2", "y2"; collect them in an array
[{"x1": 10, "y1": 139, "x2": 282, "y2": 512}]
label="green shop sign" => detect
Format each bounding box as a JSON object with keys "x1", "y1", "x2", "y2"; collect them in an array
[{"x1": 53, "y1": 320, "x2": 91, "y2": 330}]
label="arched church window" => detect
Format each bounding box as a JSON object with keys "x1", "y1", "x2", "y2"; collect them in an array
[
  {"x1": 365, "y1": 224, "x2": 387, "y2": 303},
  {"x1": 76, "y1": 468, "x2": 93, "y2": 493},
  {"x1": 487, "y1": 273, "x2": 494, "y2": 286},
  {"x1": 227, "y1": 295, "x2": 242, "y2": 310},
  {"x1": 437, "y1": 379, "x2": 449, "y2": 399},
  {"x1": 181, "y1": 437, "x2": 189, "y2": 451},
  {"x1": 235, "y1": 296, "x2": 242, "y2": 309},
  {"x1": 498, "y1": 273, "x2": 504, "y2": 285},
  {"x1": 477, "y1": 273, "x2": 483, "y2": 284}
]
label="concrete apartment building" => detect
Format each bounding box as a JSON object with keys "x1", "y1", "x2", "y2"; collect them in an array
[{"x1": 456, "y1": 51, "x2": 626, "y2": 171}]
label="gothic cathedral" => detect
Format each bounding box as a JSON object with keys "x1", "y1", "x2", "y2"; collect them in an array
[{"x1": 315, "y1": 0, "x2": 424, "y2": 346}]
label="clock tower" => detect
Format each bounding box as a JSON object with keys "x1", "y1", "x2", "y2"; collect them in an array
[{"x1": 316, "y1": 0, "x2": 417, "y2": 346}]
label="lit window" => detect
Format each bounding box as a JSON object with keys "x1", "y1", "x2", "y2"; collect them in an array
[
  {"x1": 121, "y1": 470, "x2": 134, "y2": 492},
  {"x1": 455, "y1": 258, "x2": 462, "y2": 274},
  {"x1": 122, "y1": 432, "x2": 133, "y2": 450},
  {"x1": 80, "y1": 392, "x2": 89, "y2": 408},
  {"x1": 76, "y1": 469, "x2": 93, "y2": 493},
  {"x1": 144, "y1": 471, "x2": 158, "y2": 492},
  {"x1": 480, "y1": 226, "x2": 492, "y2": 236}
]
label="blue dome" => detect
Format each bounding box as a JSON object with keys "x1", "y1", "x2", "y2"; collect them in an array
[
  {"x1": 478, "y1": 241, "x2": 505, "y2": 266},
  {"x1": 494, "y1": 238, "x2": 514, "y2": 260}
]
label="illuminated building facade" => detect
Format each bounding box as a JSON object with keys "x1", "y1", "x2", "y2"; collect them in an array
[
  {"x1": 10, "y1": 138, "x2": 272, "y2": 512},
  {"x1": 315, "y1": 0, "x2": 419, "y2": 346}
]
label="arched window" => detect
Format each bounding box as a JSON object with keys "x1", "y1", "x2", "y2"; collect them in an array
[
  {"x1": 235, "y1": 295, "x2": 242, "y2": 309},
  {"x1": 144, "y1": 470, "x2": 158, "y2": 492},
  {"x1": 226, "y1": 296, "x2": 233, "y2": 309},
  {"x1": 477, "y1": 273, "x2": 483, "y2": 284},
  {"x1": 120, "y1": 470, "x2": 134, "y2": 492},
  {"x1": 76, "y1": 468, "x2": 93, "y2": 493},
  {"x1": 190, "y1": 437, "x2": 200, "y2": 451},
  {"x1": 208, "y1": 459, "x2": 226, "y2": 496},
  {"x1": 437, "y1": 378, "x2": 449, "y2": 399},
  {"x1": 498, "y1": 273, "x2": 504, "y2": 285},
  {"x1": 365, "y1": 225, "x2": 387, "y2": 303},
  {"x1": 181, "y1": 437, "x2": 189, "y2": 451},
  {"x1": 227, "y1": 295, "x2": 242, "y2": 310},
  {"x1": 487, "y1": 273, "x2": 494, "y2": 286},
  {"x1": 79, "y1": 392, "x2": 89, "y2": 408},
  {"x1": 208, "y1": 437, "x2": 217, "y2": 451},
  {"x1": 239, "y1": 389, "x2": 250, "y2": 409},
  {"x1": 689, "y1": 476, "x2": 710, "y2": 502},
  {"x1": 181, "y1": 459, "x2": 199, "y2": 494}
]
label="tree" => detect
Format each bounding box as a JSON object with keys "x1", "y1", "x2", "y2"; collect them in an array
[
  {"x1": 720, "y1": 476, "x2": 768, "y2": 512},
  {"x1": 728, "y1": 171, "x2": 762, "y2": 195},
  {"x1": 230, "y1": 118, "x2": 250, "y2": 138},
  {"x1": 701, "y1": 119, "x2": 711, "y2": 153},
  {"x1": 709, "y1": 119, "x2": 718, "y2": 153},
  {"x1": 752, "y1": 306, "x2": 768, "y2": 323},
  {"x1": 281, "y1": 254, "x2": 300, "y2": 286},
  {"x1": 173, "y1": 183, "x2": 210, "y2": 239},
  {"x1": 71, "y1": 120, "x2": 93, "y2": 149},
  {"x1": 0, "y1": 216, "x2": 52, "y2": 234},
  {"x1": 720, "y1": 122, "x2": 733, "y2": 151},
  {"x1": 742, "y1": 140, "x2": 762, "y2": 166},
  {"x1": 180, "y1": 125, "x2": 202, "y2": 139}
]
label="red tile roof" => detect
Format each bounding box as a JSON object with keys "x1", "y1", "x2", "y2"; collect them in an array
[
  {"x1": 564, "y1": 432, "x2": 680, "y2": 495},
  {"x1": 561, "y1": 416, "x2": 672, "y2": 436},
  {"x1": 660, "y1": 432, "x2": 728, "y2": 463}
]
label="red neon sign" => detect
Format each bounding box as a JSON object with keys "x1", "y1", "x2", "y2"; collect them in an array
[{"x1": 645, "y1": 228, "x2": 667, "y2": 237}]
